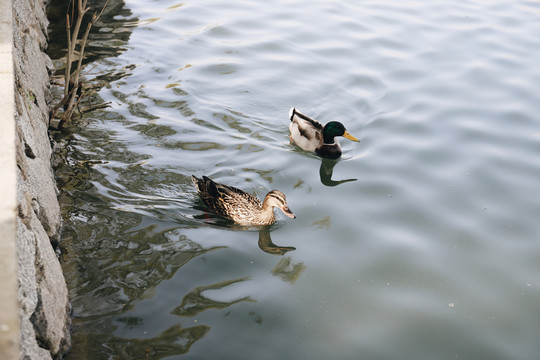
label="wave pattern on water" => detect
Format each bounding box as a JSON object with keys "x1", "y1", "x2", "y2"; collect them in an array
[{"x1": 51, "y1": 0, "x2": 540, "y2": 359}]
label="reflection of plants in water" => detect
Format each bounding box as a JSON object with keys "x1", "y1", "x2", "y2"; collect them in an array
[
  {"x1": 312, "y1": 215, "x2": 331, "y2": 231},
  {"x1": 97, "y1": 323, "x2": 210, "y2": 359},
  {"x1": 62, "y1": 215, "x2": 223, "y2": 316},
  {"x1": 63, "y1": 224, "x2": 219, "y2": 358},
  {"x1": 171, "y1": 277, "x2": 255, "y2": 317},
  {"x1": 271, "y1": 257, "x2": 306, "y2": 284},
  {"x1": 249, "y1": 311, "x2": 263, "y2": 325},
  {"x1": 116, "y1": 316, "x2": 143, "y2": 329},
  {"x1": 117, "y1": 233, "x2": 225, "y2": 301}
]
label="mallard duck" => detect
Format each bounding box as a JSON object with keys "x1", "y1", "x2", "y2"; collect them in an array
[
  {"x1": 289, "y1": 107, "x2": 359, "y2": 158},
  {"x1": 191, "y1": 175, "x2": 296, "y2": 226}
]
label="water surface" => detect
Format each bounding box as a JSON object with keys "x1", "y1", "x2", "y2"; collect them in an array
[{"x1": 50, "y1": 0, "x2": 540, "y2": 359}]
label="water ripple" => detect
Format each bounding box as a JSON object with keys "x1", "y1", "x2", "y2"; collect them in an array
[{"x1": 52, "y1": 0, "x2": 540, "y2": 358}]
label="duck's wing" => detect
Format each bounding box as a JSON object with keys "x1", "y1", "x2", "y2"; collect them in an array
[
  {"x1": 289, "y1": 107, "x2": 324, "y2": 152},
  {"x1": 192, "y1": 176, "x2": 264, "y2": 224},
  {"x1": 201, "y1": 176, "x2": 260, "y2": 205}
]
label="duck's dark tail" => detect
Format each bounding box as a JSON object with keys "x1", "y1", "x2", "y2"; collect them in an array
[
  {"x1": 289, "y1": 107, "x2": 323, "y2": 130},
  {"x1": 191, "y1": 175, "x2": 200, "y2": 188},
  {"x1": 191, "y1": 175, "x2": 219, "y2": 197},
  {"x1": 289, "y1": 107, "x2": 297, "y2": 122}
]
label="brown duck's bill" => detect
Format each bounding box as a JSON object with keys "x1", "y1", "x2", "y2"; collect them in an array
[
  {"x1": 281, "y1": 208, "x2": 296, "y2": 219},
  {"x1": 343, "y1": 130, "x2": 360, "y2": 142}
]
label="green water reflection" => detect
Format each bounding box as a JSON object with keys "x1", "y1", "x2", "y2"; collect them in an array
[
  {"x1": 70, "y1": 323, "x2": 209, "y2": 359},
  {"x1": 171, "y1": 277, "x2": 255, "y2": 317},
  {"x1": 319, "y1": 158, "x2": 358, "y2": 186}
]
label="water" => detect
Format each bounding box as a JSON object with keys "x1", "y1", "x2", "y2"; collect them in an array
[{"x1": 48, "y1": 0, "x2": 540, "y2": 359}]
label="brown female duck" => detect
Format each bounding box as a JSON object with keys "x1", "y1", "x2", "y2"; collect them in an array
[{"x1": 191, "y1": 175, "x2": 296, "y2": 226}]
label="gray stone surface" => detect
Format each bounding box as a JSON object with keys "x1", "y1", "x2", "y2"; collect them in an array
[
  {"x1": 1, "y1": 0, "x2": 20, "y2": 357},
  {"x1": 11, "y1": 0, "x2": 71, "y2": 358}
]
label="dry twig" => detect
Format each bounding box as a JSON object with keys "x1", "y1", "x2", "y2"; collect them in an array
[{"x1": 51, "y1": 0, "x2": 109, "y2": 128}]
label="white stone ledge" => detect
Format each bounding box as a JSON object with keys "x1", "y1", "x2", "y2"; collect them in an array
[{"x1": 0, "y1": 0, "x2": 21, "y2": 357}]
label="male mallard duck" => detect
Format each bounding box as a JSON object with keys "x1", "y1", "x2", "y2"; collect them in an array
[
  {"x1": 191, "y1": 175, "x2": 296, "y2": 226},
  {"x1": 289, "y1": 107, "x2": 359, "y2": 158}
]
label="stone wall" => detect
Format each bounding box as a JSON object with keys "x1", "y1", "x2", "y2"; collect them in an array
[{"x1": 11, "y1": 0, "x2": 71, "y2": 358}]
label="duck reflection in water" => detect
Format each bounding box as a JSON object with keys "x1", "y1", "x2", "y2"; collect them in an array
[
  {"x1": 191, "y1": 216, "x2": 297, "y2": 255},
  {"x1": 319, "y1": 157, "x2": 358, "y2": 187},
  {"x1": 258, "y1": 228, "x2": 295, "y2": 255}
]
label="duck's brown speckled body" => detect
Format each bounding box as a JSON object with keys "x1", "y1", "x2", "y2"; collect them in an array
[
  {"x1": 289, "y1": 107, "x2": 359, "y2": 158},
  {"x1": 192, "y1": 175, "x2": 295, "y2": 226}
]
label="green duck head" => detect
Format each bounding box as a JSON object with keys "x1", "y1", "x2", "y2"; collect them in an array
[{"x1": 322, "y1": 122, "x2": 360, "y2": 144}]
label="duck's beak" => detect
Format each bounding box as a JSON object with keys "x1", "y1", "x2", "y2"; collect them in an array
[
  {"x1": 343, "y1": 130, "x2": 360, "y2": 142},
  {"x1": 281, "y1": 206, "x2": 296, "y2": 219}
]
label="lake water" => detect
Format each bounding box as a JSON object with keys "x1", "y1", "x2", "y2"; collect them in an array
[{"x1": 48, "y1": 0, "x2": 540, "y2": 359}]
